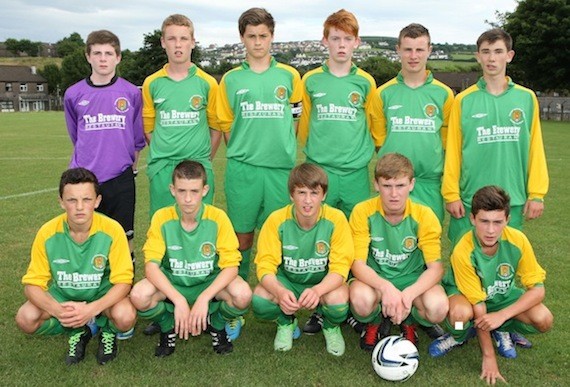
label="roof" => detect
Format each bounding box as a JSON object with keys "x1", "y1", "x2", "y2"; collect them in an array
[
  {"x1": 0, "y1": 65, "x2": 47, "y2": 83},
  {"x1": 433, "y1": 71, "x2": 480, "y2": 91}
]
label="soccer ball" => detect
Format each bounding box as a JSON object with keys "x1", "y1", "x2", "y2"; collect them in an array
[{"x1": 372, "y1": 335, "x2": 419, "y2": 382}]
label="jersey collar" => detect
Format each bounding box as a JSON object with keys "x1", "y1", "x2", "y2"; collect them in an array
[
  {"x1": 322, "y1": 61, "x2": 358, "y2": 76},
  {"x1": 396, "y1": 70, "x2": 433, "y2": 86}
]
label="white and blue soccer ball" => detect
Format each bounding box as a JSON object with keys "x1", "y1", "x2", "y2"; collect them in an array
[{"x1": 372, "y1": 335, "x2": 419, "y2": 382}]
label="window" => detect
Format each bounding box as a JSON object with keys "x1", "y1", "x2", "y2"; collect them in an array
[
  {"x1": 20, "y1": 83, "x2": 28, "y2": 92},
  {"x1": 5, "y1": 83, "x2": 12, "y2": 92},
  {"x1": 37, "y1": 84, "x2": 44, "y2": 92}
]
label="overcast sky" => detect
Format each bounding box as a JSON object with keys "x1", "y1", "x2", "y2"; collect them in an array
[{"x1": 1, "y1": 0, "x2": 518, "y2": 50}]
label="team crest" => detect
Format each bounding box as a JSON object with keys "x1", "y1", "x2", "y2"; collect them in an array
[
  {"x1": 424, "y1": 103, "x2": 438, "y2": 118},
  {"x1": 189, "y1": 95, "x2": 204, "y2": 110},
  {"x1": 347, "y1": 91, "x2": 362, "y2": 107},
  {"x1": 315, "y1": 240, "x2": 330, "y2": 257},
  {"x1": 497, "y1": 263, "x2": 514, "y2": 280},
  {"x1": 509, "y1": 108, "x2": 525, "y2": 125},
  {"x1": 401, "y1": 236, "x2": 418, "y2": 253},
  {"x1": 91, "y1": 254, "x2": 107, "y2": 271},
  {"x1": 114, "y1": 97, "x2": 129, "y2": 112},
  {"x1": 274, "y1": 85, "x2": 288, "y2": 102},
  {"x1": 200, "y1": 242, "x2": 216, "y2": 259}
]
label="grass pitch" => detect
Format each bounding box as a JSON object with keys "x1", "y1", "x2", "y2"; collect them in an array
[{"x1": 0, "y1": 112, "x2": 568, "y2": 386}]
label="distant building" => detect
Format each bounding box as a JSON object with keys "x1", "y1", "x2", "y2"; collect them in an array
[
  {"x1": 433, "y1": 71, "x2": 479, "y2": 94},
  {"x1": 0, "y1": 65, "x2": 49, "y2": 112}
]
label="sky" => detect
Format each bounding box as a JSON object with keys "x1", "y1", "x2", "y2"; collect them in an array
[{"x1": 1, "y1": 0, "x2": 518, "y2": 50}]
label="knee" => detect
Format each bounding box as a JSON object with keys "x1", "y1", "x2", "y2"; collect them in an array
[
  {"x1": 15, "y1": 303, "x2": 41, "y2": 334},
  {"x1": 109, "y1": 300, "x2": 137, "y2": 331},
  {"x1": 130, "y1": 282, "x2": 152, "y2": 310},
  {"x1": 535, "y1": 308, "x2": 554, "y2": 333},
  {"x1": 425, "y1": 300, "x2": 449, "y2": 324},
  {"x1": 449, "y1": 303, "x2": 473, "y2": 323},
  {"x1": 349, "y1": 292, "x2": 375, "y2": 316},
  {"x1": 232, "y1": 283, "x2": 253, "y2": 310}
]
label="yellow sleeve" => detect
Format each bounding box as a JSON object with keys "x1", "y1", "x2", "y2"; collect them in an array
[
  {"x1": 208, "y1": 207, "x2": 241, "y2": 269},
  {"x1": 254, "y1": 208, "x2": 287, "y2": 281},
  {"x1": 216, "y1": 72, "x2": 235, "y2": 133},
  {"x1": 363, "y1": 74, "x2": 381, "y2": 147},
  {"x1": 349, "y1": 199, "x2": 375, "y2": 261},
  {"x1": 289, "y1": 66, "x2": 303, "y2": 107},
  {"x1": 104, "y1": 216, "x2": 134, "y2": 285},
  {"x1": 526, "y1": 91, "x2": 549, "y2": 200},
  {"x1": 441, "y1": 94, "x2": 464, "y2": 203},
  {"x1": 440, "y1": 86, "x2": 455, "y2": 150},
  {"x1": 451, "y1": 235, "x2": 488, "y2": 305},
  {"x1": 372, "y1": 84, "x2": 388, "y2": 147},
  {"x1": 200, "y1": 69, "x2": 221, "y2": 131},
  {"x1": 142, "y1": 208, "x2": 171, "y2": 265},
  {"x1": 21, "y1": 221, "x2": 55, "y2": 290},
  {"x1": 414, "y1": 204, "x2": 442, "y2": 263},
  {"x1": 326, "y1": 208, "x2": 354, "y2": 281},
  {"x1": 297, "y1": 74, "x2": 311, "y2": 145},
  {"x1": 142, "y1": 68, "x2": 165, "y2": 134},
  {"x1": 509, "y1": 229, "x2": 546, "y2": 288}
]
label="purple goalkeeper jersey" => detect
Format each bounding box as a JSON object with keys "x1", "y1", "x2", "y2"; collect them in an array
[{"x1": 64, "y1": 76, "x2": 145, "y2": 183}]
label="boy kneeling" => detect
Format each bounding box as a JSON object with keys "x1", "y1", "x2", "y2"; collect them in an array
[
  {"x1": 16, "y1": 168, "x2": 136, "y2": 365},
  {"x1": 429, "y1": 186, "x2": 553, "y2": 384},
  {"x1": 130, "y1": 160, "x2": 252, "y2": 356},
  {"x1": 349, "y1": 153, "x2": 448, "y2": 351},
  {"x1": 252, "y1": 163, "x2": 354, "y2": 356}
]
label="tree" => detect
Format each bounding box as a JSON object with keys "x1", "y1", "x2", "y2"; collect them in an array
[
  {"x1": 358, "y1": 55, "x2": 400, "y2": 86},
  {"x1": 55, "y1": 32, "x2": 85, "y2": 57},
  {"x1": 502, "y1": 0, "x2": 570, "y2": 91},
  {"x1": 4, "y1": 38, "x2": 41, "y2": 56},
  {"x1": 38, "y1": 64, "x2": 62, "y2": 96},
  {"x1": 60, "y1": 47, "x2": 90, "y2": 92}
]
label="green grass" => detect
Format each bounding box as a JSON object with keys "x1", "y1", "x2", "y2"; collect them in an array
[{"x1": 0, "y1": 113, "x2": 568, "y2": 386}]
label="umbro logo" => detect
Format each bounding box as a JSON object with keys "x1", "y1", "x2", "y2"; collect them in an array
[
  {"x1": 167, "y1": 245, "x2": 183, "y2": 251},
  {"x1": 78, "y1": 100, "x2": 89, "y2": 106},
  {"x1": 472, "y1": 113, "x2": 488, "y2": 118},
  {"x1": 283, "y1": 245, "x2": 298, "y2": 250},
  {"x1": 313, "y1": 92, "x2": 326, "y2": 98},
  {"x1": 53, "y1": 258, "x2": 70, "y2": 264},
  {"x1": 388, "y1": 105, "x2": 403, "y2": 110},
  {"x1": 371, "y1": 237, "x2": 384, "y2": 242},
  {"x1": 154, "y1": 98, "x2": 166, "y2": 104},
  {"x1": 236, "y1": 89, "x2": 249, "y2": 95}
]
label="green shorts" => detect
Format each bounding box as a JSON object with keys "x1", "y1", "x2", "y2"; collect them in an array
[
  {"x1": 317, "y1": 164, "x2": 371, "y2": 218},
  {"x1": 448, "y1": 204, "x2": 523, "y2": 246},
  {"x1": 169, "y1": 276, "x2": 221, "y2": 314},
  {"x1": 225, "y1": 159, "x2": 290, "y2": 233},
  {"x1": 276, "y1": 273, "x2": 313, "y2": 299},
  {"x1": 148, "y1": 159, "x2": 214, "y2": 218},
  {"x1": 411, "y1": 178, "x2": 443, "y2": 224},
  {"x1": 48, "y1": 284, "x2": 110, "y2": 303}
]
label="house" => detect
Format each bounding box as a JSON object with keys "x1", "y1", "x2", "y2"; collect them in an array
[
  {"x1": 0, "y1": 65, "x2": 49, "y2": 112},
  {"x1": 432, "y1": 71, "x2": 480, "y2": 94}
]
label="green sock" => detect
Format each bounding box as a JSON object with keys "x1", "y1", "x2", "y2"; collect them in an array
[
  {"x1": 444, "y1": 318, "x2": 474, "y2": 342},
  {"x1": 210, "y1": 301, "x2": 248, "y2": 331},
  {"x1": 351, "y1": 305, "x2": 382, "y2": 324},
  {"x1": 35, "y1": 317, "x2": 65, "y2": 336},
  {"x1": 238, "y1": 248, "x2": 251, "y2": 280},
  {"x1": 411, "y1": 306, "x2": 432, "y2": 327},
  {"x1": 322, "y1": 303, "x2": 349, "y2": 329},
  {"x1": 103, "y1": 320, "x2": 121, "y2": 334},
  {"x1": 252, "y1": 295, "x2": 292, "y2": 325},
  {"x1": 138, "y1": 301, "x2": 174, "y2": 333}
]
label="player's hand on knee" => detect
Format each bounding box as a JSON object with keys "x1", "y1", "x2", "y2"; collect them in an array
[{"x1": 298, "y1": 288, "x2": 319, "y2": 310}]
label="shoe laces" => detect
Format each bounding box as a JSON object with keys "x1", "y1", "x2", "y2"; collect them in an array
[
  {"x1": 100, "y1": 331, "x2": 115, "y2": 354},
  {"x1": 324, "y1": 326, "x2": 343, "y2": 345},
  {"x1": 160, "y1": 331, "x2": 176, "y2": 348},
  {"x1": 435, "y1": 334, "x2": 459, "y2": 351},
  {"x1": 227, "y1": 318, "x2": 241, "y2": 330},
  {"x1": 68, "y1": 331, "x2": 84, "y2": 356},
  {"x1": 495, "y1": 331, "x2": 514, "y2": 351},
  {"x1": 211, "y1": 329, "x2": 231, "y2": 347}
]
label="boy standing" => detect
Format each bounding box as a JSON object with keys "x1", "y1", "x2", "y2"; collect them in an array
[
  {"x1": 15, "y1": 168, "x2": 136, "y2": 365},
  {"x1": 143, "y1": 14, "x2": 220, "y2": 217},
  {"x1": 64, "y1": 30, "x2": 145, "y2": 265},
  {"x1": 442, "y1": 28, "x2": 548, "y2": 244},
  {"x1": 374, "y1": 23, "x2": 454, "y2": 224},
  {"x1": 130, "y1": 161, "x2": 252, "y2": 356},
  {"x1": 298, "y1": 9, "x2": 378, "y2": 218},
  {"x1": 429, "y1": 186, "x2": 553, "y2": 385},
  {"x1": 252, "y1": 163, "x2": 354, "y2": 356},
  {"x1": 349, "y1": 153, "x2": 448, "y2": 351},
  {"x1": 217, "y1": 7, "x2": 303, "y2": 284}
]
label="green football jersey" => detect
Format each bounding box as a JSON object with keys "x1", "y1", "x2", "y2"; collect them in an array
[
  {"x1": 217, "y1": 58, "x2": 302, "y2": 169},
  {"x1": 451, "y1": 226, "x2": 546, "y2": 308},
  {"x1": 143, "y1": 203, "x2": 241, "y2": 288},
  {"x1": 299, "y1": 62, "x2": 377, "y2": 174},
  {"x1": 376, "y1": 71, "x2": 453, "y2": 181}
]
